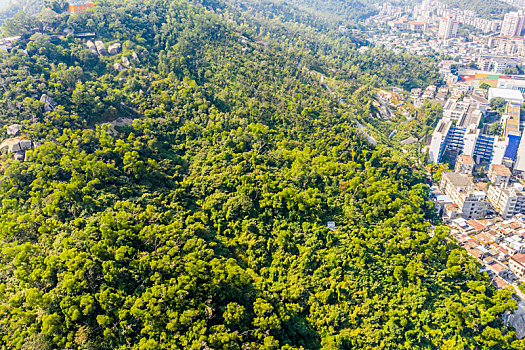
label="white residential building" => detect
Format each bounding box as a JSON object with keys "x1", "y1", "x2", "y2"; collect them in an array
[
  {"x1": 498, "y1": 78, "x2": 525, "y2": 93},
  {"x1": 455, "y1": 154, "x2": 475, "y2": 175},
  {"x1": 478, "y1": 57, "x2": 518, "y2": 74},
  {"x1": 493, "y1": 58, "x2": 518, "y2": 74},
  {"x1": 428, "y1": 118, "x2": 517, "y2": 167},
  {"x1": 429, "y1": 118, "x2": 453, "y2": 164},
  {"x1": 440, "y1": 172, "x2": 490, "y2": 219},
  {"x1": 501, "y1": 11, "x2": 525, "y2": 37},
  {"x1": 443, "y1": 99, "x2": 470, "y2": 121},
  {"x1": 487, "y1": 184, "x2": 525, "y2": 219},
  {"x1": 509, "y1": 253, "x2": 525, "y2": 279},
  {"x1": 515, "y1": 136, "x2": 525, "y2": 174},
  {"x1": 439, "y1": 16, "x2": 458, "y2": 39},
  {"x1": 488, "y1": 164, "x2": 512, "y2": 187},
  {"x1": 488, "y1": 88, "x2": 525, "y2": 105}
]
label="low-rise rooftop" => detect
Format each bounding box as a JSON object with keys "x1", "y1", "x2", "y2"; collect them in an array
[
  {"x1": 488, "y1": 88, "x2": 524, "y2": 104},
  {"x1": 458, "y1": 154, "x2": 475, "y2": 165},
  {"x1": 491, "y1": 164, "x2": 512, "y2": 177},
  {"x1": 467, "y1": 219, "x2": 486, "y2": 231},
  {"x1": 512, "y1": 253, "x2": 525, "y2": 265},
  {"x1": 443, "y1": 172, "x2": 473, "y2": 188},
  {"x1": 493, "y1": 276, "x2": 509, "y2": 289},
  {"x1": 490, "y1": 261, "x2": 508, "y2": 274}
]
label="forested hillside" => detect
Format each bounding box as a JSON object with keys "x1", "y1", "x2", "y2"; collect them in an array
[
  {"x1": 441, "y1": 0, "x2": 516, "y2": 19},
  {"x1": 0, "y1": 0, "x2": 522, "y2": 349},
  {"x1": 0, "y1": 0, "x2": 46, "y2": 23}
]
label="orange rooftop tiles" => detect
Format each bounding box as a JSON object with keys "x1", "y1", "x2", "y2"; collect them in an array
[
  {"x1": 512, "y1": 253, "x2": 525, "y2": 264},
  {"x1": 492, "y1": 164, "x2": 512, "y2": 177}
]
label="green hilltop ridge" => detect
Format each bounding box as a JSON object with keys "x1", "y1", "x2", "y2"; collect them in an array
[
  {"x1": 441, "y1": 0, "x2": 517, "y2": 19},
  {"x1": 0, "y1": 0, "x2": 522, "y2": 349}
]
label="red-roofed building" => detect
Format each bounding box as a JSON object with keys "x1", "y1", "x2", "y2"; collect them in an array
[
  {"x1": 487, "y1": 230, "x2": 499, "y2": 237},
  {"x1": 467, "y1": 219, "x2": 486, "y2": 232},
  {"x1": 493, "y1": 244, "x2": 510, "y2": 257},
  {"x1": 473, "y1": 232, "x2": 496, "y2": 245},
  {"x1": 465, "y1": 239, "x2": 477, "y2": 246},
  {"x1": 407, "y1": 21, "x2": 428, "y2": 31},
  {"x1": 493, "y1": 276, "x2": 509, "y2": 289},
  {"x1": 489, "y1": 261, "x2": 510, "y2": 276},
  {"x1": 510, "y1": 253, "x2": 525, "y2": 279},
  {"x1": 470, "y1": 248, "x2": 484, "y2": 260},
  {"x1": 67, "y1": 1, "x2": 95, "y2": 13}
]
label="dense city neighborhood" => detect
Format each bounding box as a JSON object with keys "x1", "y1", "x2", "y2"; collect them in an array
[
  {"x1": 349, "y1": 6, "x2": 525, "y2": 333},
  {"x1": 366, "y1": 0, "x2": 525, "y2": 306}
]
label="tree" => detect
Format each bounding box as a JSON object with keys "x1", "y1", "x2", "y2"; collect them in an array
[
  {"x1": 480, "y1": 82, "x2": 491, "y2": 90},
  {"x1": 490, "y1": 97, "x2": 507, "y2": 115},
  {"x1": 503, "y1": 65, "x2": 524, "y2": 75},
  {"x1": 45, "y1": 0, "x2": 69, "y2": 13},
  {"x1": 488, "y1": 122, "x2": 503, "y2": 136},
  {"x1": 428, "y1": 162, "x2": 450, "y2": 183}
]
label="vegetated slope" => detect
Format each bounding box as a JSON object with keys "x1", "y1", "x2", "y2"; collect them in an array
[
  {"x1": 0, "y1": 0, "x2": 45, "y2": 22},
  {"x1": 441, "y1": 0, "x2": 516, "y2": 19},
  {"x1": 270, "y1": 0, "x2": 377, "y2": 24},
  {"x1": 0, "y1": 0, "x2": 522, "y2": 349}
]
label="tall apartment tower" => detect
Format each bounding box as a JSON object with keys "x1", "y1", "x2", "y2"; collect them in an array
[
  {"x1": 439, "y1": 16, "x2": 458, "y2": 40},
  {"x1": 500, "y1": 11, "x2": 525, "y2": 37},
  {"x1": 416, "y1": 0, "x2": 432, "y2": 21}
]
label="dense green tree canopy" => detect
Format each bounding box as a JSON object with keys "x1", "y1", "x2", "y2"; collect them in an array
[{"x1": 441, "y1": 0, "x2": 516, "y2": 19}]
